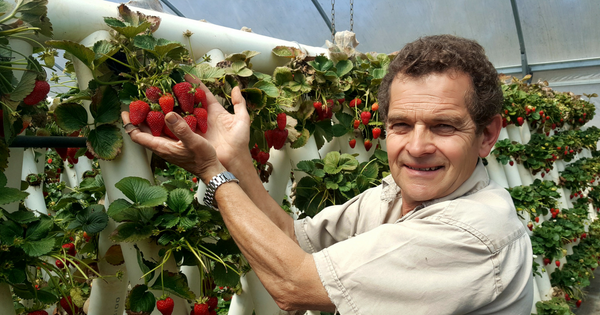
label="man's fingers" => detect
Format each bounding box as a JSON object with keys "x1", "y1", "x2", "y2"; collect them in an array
[
  {"x1": 184, "y1": 74, "x2": 224, "y2": 113},
  {"x1": 165, "y1": 112, "x2": 200, "y2": 146},
  {"x1": 231, "y1": 86, "x2": 249, "y2": 119}
]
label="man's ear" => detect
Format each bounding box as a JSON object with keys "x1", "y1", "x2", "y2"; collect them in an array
[{"x1": 478, "y1": 114, "x2": 502, "y2": 158}]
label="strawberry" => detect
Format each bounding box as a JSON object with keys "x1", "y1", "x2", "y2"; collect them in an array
[
  {"x1": 184, "y1": 115, "x2": 198, "y2": 133},
  {"x1": 129, "y1": 100, "x2": 151, "y2": 125},
  {"x1": 194, "y1": 88, "x2": 207, "y2": 107},
  {"x1": 509, "y1": 161, "x2": 514, "y2": 166},
  {"x1": 209, "y1": 310, "x2": 216, "y2": 315},
  {"x1": 84, "y1": 150, "x2": 94, "y2": 160},
  {"x1": 364, "y1": 139, "x2": 372, "y2": 151},
  {"x1": 360, "y1": 111, "x2": 371, "y2": 125},
  {"x1": 337, "y1": 98, "x2": 345, "y2": 104},
  {"x1": 193, "y1": 108, "x2": 208, "y2": 133},
  {"x1": 502, "y1": 118, "x2": 508, "y2": 128},
  {"x1": 543, "y1": 258, "x2": 551, "y2": 265},
  {"x1": 353, "y1": 120, "x2": 360, "y2": 129},
  {"x1": 555, "y1": 260, "x2": 560, "y2": 267},
  {"x1": 147, "y1": 110, "x2": 165, "y2": 136},
  {"x1": 23, "y1": 80, "x2": 50, "y2": 105},
  {"x1": 66, "y1": 147, "x2": 78, "y2": 165},
  {"x1": 277, "y1": 113, "x2": 286, "y2": 131},
  {"x1": 173, "y1": 82, "x2": 195, "y2": 113},
  {"x1": 527, "y1": 222, "x2": 533, "y2": 231},
  {"x1": 371, "y1": 103, "x2": 379, "y2": 111},
  {"x1": 516, "y1": 117, "x2": 524, "y2": 126},
  {"x1": 565, "y1": 293, "x2": 570, "y2": 301},
  {"x1": 313, "y1": 101, "x2": 322, "y2": 110},
  {"x1": 349, "y1": 139, "x2": 356, "y2": 148},
  {"x1": 60, "y1": 296, "x2": 80, "y2": 315},
  {"x1": 541, "y1": 172, "x2": 545, "y2": 178},
  {"x1": 504, "y1": 109, "x2": 509, "y2": 114},
  {"x1": 207, "y1": 296, "x2": 218, "y2": 310},
  {"x1": 539, "y1": 110, "x2": 544, "y2": 116},
  {"x1": 576, "y1": 299, "x2": 582, "y2": 308},
  {"x1": 372, "y1": 127, "x2": 381, "y2": 139},
  {"x1": 55, "y1": 259, "x2": 65, "y2": 269},
  {"x1": 257, "y1": 151, "x2": 269, "y2": 165},
  {"x1": 194, "y1": 303, "x2": 210, "y2": 315},
  {"x1": 535, "y1": 216, "x2": 539, "y2": 223},
  {"x1": 546, "y1": 116, "x2": 550, "y2": 120},
  {"x1": 47, "y1": 158, "x2": 52, "y2": 164},
  {"x1": 146, "y1": 86, "x2": 162, "y2": 103},
  {"x1": 163, "y1": 125, "x2": 178, "y2": 140},
  {"x1": 157, "y1": 296, "x2": 175, "y2": 315},
  {"x1": 349, "y1": 98, "x2": 362, "y2": 108},
  {"x1": 192, "y1": 177, "x2": 198, "y2": 183},
  {"x1": 265, "y1": 129, "x2": 288, "y2": 150},
  {"x1": 27, "y1": 311, "x2": 48, "y2": 315},
  {"x1": 250, "y1": 144, "x2": 260, "y2": 160},
  {"x1": 582, "y1": 233, "x2": 587, "y2": 239},
  {"x1": 159, "y1": 93, "x2": 175, "y2": 114},
  {"x1": 551, "y1": 123, "x2": 556, "y2": 129},
  {"x1": 62, "y1": 243, "x2": 76, "y2": 256}
]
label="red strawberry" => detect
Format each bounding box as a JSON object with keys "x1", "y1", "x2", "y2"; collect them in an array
[
  {"x1": 349, "y1": 98, "x2": 362, "y2": 108},
  {"x1": 55, "y1": 259, "x2": 65, "y2": 269},
  {"x1": 576, "y1": 299, "x2": 582, "y2": 308},
  {"x1": 192, "y1": 177, "x2": 198, "y2": 183},
  {"x1": 539, "y1": 110, "x2": 544, "y2": 116},
  {"x1": 60, "y1": 296, "x2": 80, "y2": 315},
  {"x1": 194, "y1": 108, "x2": 208, "y2": 133},
  {"x1": 27, "y1": 311, "x2": 48, "y2": 315},
  {"x1": 551, "y1": 123, "x2": 556, "y2": 129},
  {"x1": 194, "y1": 303, "x2": 210, "y2": 315},
  {"x1": 146, "y1": 86, "x2": 162, "y2": 103},
  {"x1": 157, "y1": 297, "x2": 175, "y2": 315},
  {"x1": 129, "y1": 100, "x2": 151, "y2": 125},
  {"x1": 23, "y1": 80, "x2": 50, "y2": 105},
  {"x1": 565, "y1": 293, "x2": 570, "y2": 301},
  {"x1": 541, "y1": 172, "x2": 545, "y2": 178},
  {"x1": 62, "y1": 243, "x2": 76, "y2": 256},
  {"x1": 194, "y1": 88, "x2": 207, "y2": 107},
  {"x1": 146, "y1": 110, "x2": 165, "y2": 136},
  {"x1": 360, "y1": 111, "x2": 371, "y2": 125},
  {"x1": 527, "y1": 222, "x2": 533, "y2": 231},
  {"x1": 265, "y1": 129, "x2": 288, "y2": 150},
  {"x1": 502, "y1": 118, "x2": 508, "y2": 128},
  {"x1": 277, "y1": 113, "x2": 286, "y2": 131},
  {"x1": 517, "y1": 117, "x2": 524, "y2": 126},
  {"x1": 364, "y1": 139, "x2": 372, "y2": 151},
  {"x1": 184, "y1": 115, "x2": 198, "y2": 133},
  {"x1": 250, "y1": 144, "x2": 260, "y2": 160},
  {"x1": 313, "y1": 101, "x2": 322, "y2": 110},
  {"x1": 509, "y1": 161, "x2": 514, "y2": 166},
  {"x1": 66, "y1": 147, "x2": 78, "y2": 165},
  {"x1": 159, "y1": 93, "x2": 175, "y2": 114},
  {"x1": 371, "y1": 103, "x2": 379, "y2": 111},
  {"x1": 209, "y1": 310, "x2": 216, "y2": 315},
  {"x1": 535, "y1": 216, "x2": 539, "y2": 223},
  {"x1": 47, "y1": 158, "x2": 52, "y2": 164},
  {"x1": 207, "y1": 296, "x2": 218, "y2": 310},
  {"x1": 257, "y1": 151, "x2": 269, "y2": 165},
  {"x1": 337, "y1": 98, "x2": 345, "y2": 104},
  {"x1": 163, "y1": 125, "x2": 178, "y2": 140},
  {"x1": 581, "y1": 233, "x2": 587, "y2": 239},
  {"x1": 173, "y1": 82, "x2": 195, "y2": 113},
  {"x1": 372, "y1": 127, "x2": 381, "y2": 139},
  {"x1": 353, "y1": 120, "x2": 360, "y2": 129},
  {"x1": 543, "y1": 258, "x2": 551, "y2": 265},
  {"x1": 84, "y1": 150, "x2": 94, "y2": 160},
  {"x1": 555, "y1": 260, "x2": 560, "y2": 267},
  {"x1": 349, "y1": 139, "x2": 356, "y2": 148}
]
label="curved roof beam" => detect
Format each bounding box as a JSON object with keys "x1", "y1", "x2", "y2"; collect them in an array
[{"x1": 510, "y1": 0, "x2": 531, "y2": 78}]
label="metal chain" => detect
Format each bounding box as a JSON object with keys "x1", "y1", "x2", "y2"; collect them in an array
[
  {"x1": 350, "y1": 0, "x2": 354, "y2": 32},
  {"x1": 331, "y1": 0, "x2": 336, "y2": 42}
]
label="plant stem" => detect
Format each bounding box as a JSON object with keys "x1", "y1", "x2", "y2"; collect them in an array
[{"x1": 0, "y1": 0, "x2": 23, "y2": 24}]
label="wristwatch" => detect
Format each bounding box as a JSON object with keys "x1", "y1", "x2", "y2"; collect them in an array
[{"x1": 203, "y1": 171, "x2": 239, "y2": 210}]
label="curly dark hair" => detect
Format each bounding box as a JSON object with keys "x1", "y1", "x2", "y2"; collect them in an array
[{"x1": 377, "y1": 35, "x2": 503, "y2": 134}]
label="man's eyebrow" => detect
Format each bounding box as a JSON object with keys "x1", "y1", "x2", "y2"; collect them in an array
[{"x1": 431, "y1": 115, "x2": 466, "y2": 126}]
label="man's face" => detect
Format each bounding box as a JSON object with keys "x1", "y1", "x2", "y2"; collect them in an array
[{"x1": 385, "y1": 71, "x2": 497, "y2": 211}]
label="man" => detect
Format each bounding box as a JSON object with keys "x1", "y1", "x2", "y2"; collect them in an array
[{"x1": 122, "y1": 35, "x2": 533, "y2": 314}]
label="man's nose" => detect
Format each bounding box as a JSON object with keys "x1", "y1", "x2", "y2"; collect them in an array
[{"x1": 405, "y1": 125, "x2": 435, "y2": 157}]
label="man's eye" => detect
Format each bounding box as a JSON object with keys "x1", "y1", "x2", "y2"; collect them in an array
[{"x1": 434, "y1": 124, "x2": 455, "y2": 132}]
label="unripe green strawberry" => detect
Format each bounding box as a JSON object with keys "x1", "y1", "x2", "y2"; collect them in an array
[
  {"x1": 194, "y1": 88, "x2": 207, "y2": 107},
  {"x1": 157, "y1": 296, "x2": 175, "y2": 315},
  {"x1": 193, "y1": 108, "x2": 208, "y2": 133},
  {"x1": 173, "y1": 82, "x2": 194, "y2": 113},
  {"x1": 184, "y1": 115, "x2": 197, "y2": 133},
  {"x1": 146, "y1": 110, "x2": 165, "y2": 136},
  {"x1": 159, "y1": 93, "x2": 175, "y2": 114},
  {"x1": 23, "y1": 80, "x2": 50, "y2": 105},
  {"x1": 146, "y1": 86, "x2": 162, "y2": 103},
  {"x1": 129, "y1": 100, "x2": 151, "y2": 125}
]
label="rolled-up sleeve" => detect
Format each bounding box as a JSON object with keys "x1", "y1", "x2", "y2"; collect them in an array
[{"x1": 311, "y1": 218, "x2": 498, "y2": 315}]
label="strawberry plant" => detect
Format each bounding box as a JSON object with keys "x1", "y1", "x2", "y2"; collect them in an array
[
  {"x1": 535, "y1": 297, "x2": 575, "y2": 315},
  {"x1": 508, "y1": 179, "x2": 561, "y2": 219}
]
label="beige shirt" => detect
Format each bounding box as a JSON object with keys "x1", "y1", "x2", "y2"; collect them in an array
[{"x1": 294, "y1": 161, "x2": 534, "y2": 314}]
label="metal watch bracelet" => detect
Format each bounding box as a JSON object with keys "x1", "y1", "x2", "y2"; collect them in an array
[{"x1": 203, "y1": 171, "x2": 239, "y2": 210}]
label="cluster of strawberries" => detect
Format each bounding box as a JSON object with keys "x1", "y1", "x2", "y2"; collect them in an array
[
  {"x1": 313, "y1": 99, "x2": 335, "y2": 121},
  {"x1": 23, "y1": 80, "x2": 51, "y2": 106},
  {"x1": 129, "y1": 82, "x2": 208, "y2": 139},
  {"x1": 264, "y1": 113, "x2": 288, "y2": 150},
  {"x1": 349, "y1": 100, "x2": 380, "y2": 152}
]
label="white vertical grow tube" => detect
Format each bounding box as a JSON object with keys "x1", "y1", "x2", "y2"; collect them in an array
[
  {"x1": 21, "y1": 148, "x2": 48, "y2": 215},
  {"x1": 4, "y1": 148, "x2": 24, "y2": 213},
  {"x1": 0, "y1": 283, "x2": 16, "y2": 315}
]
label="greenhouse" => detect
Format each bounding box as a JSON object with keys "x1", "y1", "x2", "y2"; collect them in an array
[{"x1": 1, "y1": 0, "x2": 600, "y2": 314}]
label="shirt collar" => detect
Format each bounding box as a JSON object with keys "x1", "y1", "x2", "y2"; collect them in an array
[{"x1": 380, "y1": 159, "x2": 490, "y2": 207}]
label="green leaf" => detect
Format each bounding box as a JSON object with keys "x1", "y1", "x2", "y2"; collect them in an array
[
  {"x1": 36, "y1": 287, "x2": 59, "y2": 304},
  {"x1": 373, "y1": 149, "x2": 388, "y2": 164},
  {"x1": 290, "y1": 128, "x2": 310, "y2": 149},
  {"x1": 115, "y1": 177, "x2": 168, "y2": 207},
  {"x1": 335, "y1": 60, "x2": 353, "y2": 77},
  {"x1": 3, "y1": 209, "x2": 37, "y2": 224},
  {"x1": 107, "y1": 199, "x2": 133, "y2": 222},
  {"x1": 241, "y1": 88, "x2": 266, "y2": 109},
  {"x1": 25, "y1": 217, "x2": 53, "y2": 241},
  {"x1": 9, "y1": 70, "x2": 36, "y2": 103},
  {"x1": 271, "y1": 46, "x2": 296, "y2": 58},
  {"x1": 0, "y1": 187, "x2": 28, "y2": 204},
  {"x1": 356, "y1": 174, "x2": 370, "y2": 192},
  {"x1": 273, "y1": 67, "x2": 293, "y2": 85},
  {"x1": 76, "y1": 205, "x2": 109, "y2": 234},
  {"x1": 21, "y1": 238, "x2": 55, "y2": 257},
  {"x1": 237, "y1": 67, "x2": 253, "y2": 77},
  {"x1": 323, "y1": 151, "x2": 341, "y2": 175},
  {"x1": 166, "y1": 188, "x2": 193, "y2": 213},
  {"x1": 135, "y1": 246, "x2": 156, "y2": 284},
  {"x1": 178, "y1": 216, "x2": 197, "y2": 230},
  {"x1": 212, "y1": 262, "x2": 240, "y2": 288},
  {"x1": 91, "y1": 85, "x2": 121, "y2": 124},
  {"x1": 103, "y1": 17, "x2": 126, "y2": 28},
  {"x1": 109, "y1": 22, "x2": 152, "y2": 39},
  {"x1": 325, "y1": 180, "x2": 339, "y2": 190},
  {"x1": 128, "y1": 284, "x2": 155, "y2": 313},
  {"x1": 157, "y1": 214, "x2": 179, "y2": 229},
  {"x1": 92, "y1": 40, "x2": 119, "y2": 66},
  {"x1": 296, "y1": 160, "x2": 315, "y2": 174},
  {"x1": 132, "y1": 34, "x2": 156, "y2": 51},
  {"x1": 372, "y1": 68, "x2": 386, "y2": 79},
  {"x1": 55, "y1": 103, "x2": 88, "y2": 132},
  {"x1": 313, "y1": 120, "x2": 333, "y2": 150},
  {"x1": 119, "y1": 82, "x2": 138, "y2": 105},
  {"x1": 149, "y1": 271, "x2": 196, "y2": 300},
  {"x1": 46, "y1": 40, "x2": 95, "y2": 68},
  {"x1": 253, "y1": 80, "x2": 279, "y2": 98},
  {"x1": 8, "y1": 268, "x2": 26, "y2": 284},
  {"x1": 111, "y1": 222, "x2": 153, "y2": 242},
  {"x1": 308, "y1": 56, "x2": 333, "y2": 72},
  {"x1": 87, "y1": 124, "x2": 123, "y2": 160},
  {"x1": 361, "y1": 161, "x2": 379, "y2": 179},
  {"x1": 184, "y1": 63, "x2": 226, "y2": 82},
  {"x1": 332, "y1": 124, "x2": 349, "y2": 137},
  {"x1": 339, "y1": 154, "x2": 359, "y2": 171}
]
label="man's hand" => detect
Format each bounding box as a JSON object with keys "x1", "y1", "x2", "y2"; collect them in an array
[{"x1": 121, "y1": 83, "x2": 250, "y2": 183}]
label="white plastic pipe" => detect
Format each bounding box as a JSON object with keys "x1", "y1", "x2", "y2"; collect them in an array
[
  {"x1": 245, "y1": 270, "x2": 281, "y2": 315},
  {"x1": 46, "y1": 0, "x2": 328, "y2": 74},
  {"x1": 228, "y1": 274, "x2": 254, "y2": 315},
  {"x1": 531, "y1": 279, "x2": 541, "y2": 314},
  {"x1": 506, "y1": 125, "x2": 523, "y2": 143},
  {"x1": 484, "y1": 156, "x2": 509, "y2": 188},
  {"x1": 520, "y1": 120, "x2": 532, "y2": 144},
  {"x1": 533, "y1": 256, "x2": 552, "y2": 300},
  {"x1": 0, "y1": 283, "x2": 16, "y2": 315},
  {"x1": 503, "y1": 158, "x2": 523, "y2": 188},
  {"x1": 339, "y1": 133, "x2": 370, "y2": 163},
  {"x1": 285, "y1": 135, "x2": 320, "y2": 180},
  {"x1": 517, "y1": 163, "x2": 534, "y2": 186},
  {"x1": 21, "y1": 149, "x2": 48, "y2": 215},
  {"x1": 8, "y1": 39, "x2": 32, "y2": 81},
  {"x1": 73, "y1": 156, "x2": 93, "y2": 185},
  {"x1": 63, "y1": 161, "x2": 78, "y2": 188},
  {"x1": 4, "y1": 148, "x2": 24, "y2": 213},
  {"x1": 263, "y1": 148, "x2": 292, "y2": 205},
  {"x1": 318, "y1": 137, "x2": 341, "y2": 160}
]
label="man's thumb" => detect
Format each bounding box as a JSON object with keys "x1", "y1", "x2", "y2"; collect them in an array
[{"x1": 165, "y1": 112, "x2": 195, "y2": 143}]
